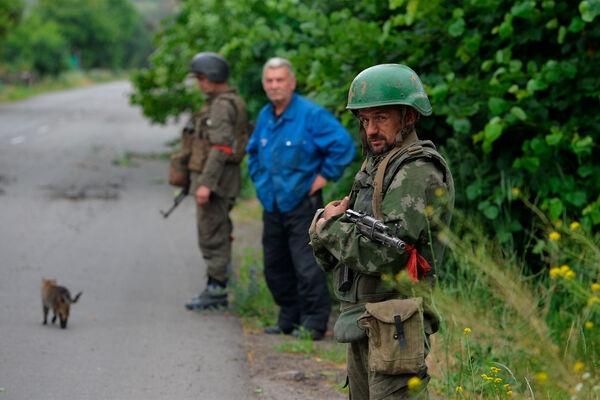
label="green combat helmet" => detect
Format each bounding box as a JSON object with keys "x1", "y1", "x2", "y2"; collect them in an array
[{"x1": 346, "y1": 64, "x2": 432, "y2": 116}]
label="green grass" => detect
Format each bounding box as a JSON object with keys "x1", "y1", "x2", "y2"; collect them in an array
[
  {"x1": 230, "y1": 195, "x2": 599, "y2": 399},
  {"x1": 230, "y1": 243, "x2": 347, "y2": 367},
  {"x1": 426, "y1": 205, "x2": 599, "y2": 399}
]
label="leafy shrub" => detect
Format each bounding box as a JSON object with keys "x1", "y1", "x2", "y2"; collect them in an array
[{"x1": 130, "y1": 0, "x2": 600, "y2": 258}]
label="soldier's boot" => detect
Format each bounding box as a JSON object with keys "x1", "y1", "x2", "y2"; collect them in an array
[{"x1": 185, "y1": 277, "x2": 228, "y2": 310}]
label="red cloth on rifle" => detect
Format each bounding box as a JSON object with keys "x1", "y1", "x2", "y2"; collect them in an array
[{"x1": 404, "y1": 244, "x2": 431, "y2": 282}]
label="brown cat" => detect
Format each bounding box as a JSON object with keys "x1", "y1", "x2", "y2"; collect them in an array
[{"x1": 41, "y1": 278, "x2": 82, "y2": 329}]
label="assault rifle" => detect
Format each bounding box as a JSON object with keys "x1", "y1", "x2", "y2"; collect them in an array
[
  {"x1": 345, "y1": 209, "x2": 406, "y2": 250},
  {"x1": 337, "y1": 209, "x2": 407, "y2": 291},
  {"x1": 160, "y1": 186, "x2": 189, "y2": 218}
]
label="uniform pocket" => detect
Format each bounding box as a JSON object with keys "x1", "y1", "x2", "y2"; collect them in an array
[
  {"x1": 358, "y1": 298, "x2": 426, "y2": 375},
  {"x1": 333, "y1": 304, "x2": 366, "y2": 343}
]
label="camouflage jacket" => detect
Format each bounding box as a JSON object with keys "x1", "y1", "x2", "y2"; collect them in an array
[
  {"x1": 182, "y1": 88, "x2": 247, "y2": 198},
  {"x1": 309, "y1": 132, "x2": 454, "y2": 311}
]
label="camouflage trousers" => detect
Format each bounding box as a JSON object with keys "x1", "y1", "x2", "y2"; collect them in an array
[
  {"x1": 195, "y1": 191, "x2": 235, "y2": 284},
  {"x1": 347, "y1": 336, "x2": 430, "y2": 400}
]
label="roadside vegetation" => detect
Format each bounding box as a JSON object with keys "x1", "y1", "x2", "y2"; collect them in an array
[{"x1": 0, "y1": 0, "x2": 173, "y2": 102}]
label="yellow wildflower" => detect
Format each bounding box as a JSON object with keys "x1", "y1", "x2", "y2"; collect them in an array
[
  {"x1": 455, "y1": 386, "x2": 463, "y2": 394},
  {"x1": 495, "y1": 378, "x2": 502, "y2": 383},
  {"x1": 565, "y1": 270, "x2": 576, "y2": 280},
  {"x1": 511, "y1": 187, "x2": 520, "y2": 197},
  {"x1": 507, "y1": 391, "x2": 513, "y2": 397},
  {"x1": 574, "y1": 361, "x2": 585, "y2": 372},
  {"x1": 481, "y1": 374, "x2": 488, "y2": 380},
  {"x1": 592, "y1": 283, "x2": 600, "y2": 292},
  {"x1": 549, "y1": 267, "x2": 561, "y2": 279},
  {"x1": 569, "y1": 221, "x2": 581, "y2": 230},
  {"x1": 535, "y1": 371, "x2": 548, "y2": 383},
  {"x1": 548, "y1": 231, "x2": 561, "y2": 241},
  {"x1": 463, "y1": 327, "x2": 472, "y2": 335},
  {"x1": 503, "y1": 384, "x2": 510, "y2": 390},
  {"x1": 560, "y1": 264, "x2": 571, "y2": 274},
  {"x1": 588, "y1": 296, "x2": 599, "y2": 306},
  {"x1": 434, "y1": 187, "x2": 445, "y2": 197},
  {"x1": 407, "y1": 376, "x2": 422, "y2": 390},
  {"x1": 585, "y1": 321, "x2": 594, "y2": 329},
  {"x1": 424, "y1": 205, "x2": 434, "y2": 216},
  {"x1": 490, "y1": 367, "x2": 501, "y2": 374}
]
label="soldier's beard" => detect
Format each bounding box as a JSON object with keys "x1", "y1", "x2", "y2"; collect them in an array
[{"x1": 368, "y1": 134, "x2": 394, "y2": 155}]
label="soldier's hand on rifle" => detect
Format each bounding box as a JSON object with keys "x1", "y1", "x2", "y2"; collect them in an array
[
  {"x1": 196, "y1": 185, "x2": 211, "y2": 206},
  {"x1": 322, "y1": 196, "x2": 349, "y2": 221}
]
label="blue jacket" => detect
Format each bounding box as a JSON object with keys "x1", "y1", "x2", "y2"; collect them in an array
[{"x1": 247, "y1": 93, "x2": 355, "y2": 213}]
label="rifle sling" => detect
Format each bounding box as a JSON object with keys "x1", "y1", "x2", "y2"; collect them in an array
[{"x1": 372, "y1": 131, "x2": 419, "y2": 219}]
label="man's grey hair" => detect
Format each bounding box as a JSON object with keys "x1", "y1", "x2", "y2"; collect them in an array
[{"x1": 262, "y1": 57, "x2": 295, "y2": 78}]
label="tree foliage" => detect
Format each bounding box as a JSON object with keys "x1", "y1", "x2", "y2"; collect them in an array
[
  {"x1": 1, "y1": 0, "x2": 152, "y2": 76},
  {"x1": 131, "y1": 0, "x2": 600, "y2": 252},
  {"x1": 0, "y1": 0, "x2": 23, "y2": 45}
]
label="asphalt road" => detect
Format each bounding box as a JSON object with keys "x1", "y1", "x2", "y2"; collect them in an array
[{"x1": 0, "y1": 82, "x2": 252, "y2": 399}]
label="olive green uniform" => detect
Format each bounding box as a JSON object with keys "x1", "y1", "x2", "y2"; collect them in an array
[
  {"x1": 182, "y1": 89, "x2": 247, "y2": 283},
  {"x1": 309, "y1": 131, "x2": 454, "y2": 399}
]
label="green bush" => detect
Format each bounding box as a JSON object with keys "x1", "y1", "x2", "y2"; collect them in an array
[{"x1": 130, "y1": 0, "x2": 600, "y2": 257}]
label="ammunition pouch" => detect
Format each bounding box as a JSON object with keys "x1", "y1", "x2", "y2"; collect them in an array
[
  {"x1": 169, "y1": 151, "x2": 190, "y2": 188},
  {"x1": 358, "y1": 298, "x2": 426, "y2": 375},
  {"x1": 188, "y1": 138, "x2": 210, "y2": 172}
]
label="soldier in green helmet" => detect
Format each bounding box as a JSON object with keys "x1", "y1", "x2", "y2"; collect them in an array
[
  {"x1": 172, "y1": 52, "x2": 249, "y2": 310},
  {"x1": 309, "y1": 64, "x2": 455, "y2": 399}
]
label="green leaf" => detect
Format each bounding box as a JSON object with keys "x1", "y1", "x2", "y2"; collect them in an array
[
  {"x1": 452, "y1": 118, "x2": 471, "y2": 135},
  {"x1": 481, "y1": 59, "x2": 494, "y2": 72},
  {"x1": 511, "y1": 1, "x2": 537, "y2": 18},
  {"x1": 510, "y1": 106, "x2": 527, "y2": 121},
  {"x1": 526, "y1": 79, "x2": 548, "y2": 93},
  {"x1": 577, "y1": 165, "x2": 594, "y2": 177},
  {"x1": 482, "y1": 117, "x2": 504, "y2": 152},
  {"x1": 448, "y1": 18, "x2": 466, "y2": 37},
  {"x1": 557, "y1": 26, "x2": 567, "y2": 44},
  {"x1": 545, "y1": 128, "x2": 563, "y2": 146},
  {"x1": 569, "y1": 16, "x2": 586, "y2": 32},
  {"x1": 514, "y1": 156, "x2": 540, "y2": 172},
  {"x1": 498, "y1": 18, "x2": 513, "y2": 38},
  {"x1": 545, "y1": 18, "x2": 558, "y2": 29},
  {"x1": 547, "y1": 198, "x2": 565, "y2": 220},
  {"x1": 483, "y1": 204, "x2": 499, "y2": 220},
  {"x1": 579, "y1": 0, "x2": 600, "y2": 22},
  {"x1": 466, "y1": 182, "x2": 482, "y2": 200},
  {"x1": 565, "y1": 191, "x2": 587, "y2": 207},
  {"x1": 571, "y1": 135, "x2": 594, "y2": 156},
  {"x1": 488, "y1": 97, "x2": 510, "y2": 115}
]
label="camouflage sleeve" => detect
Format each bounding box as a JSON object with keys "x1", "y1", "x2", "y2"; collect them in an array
[
  {"x1": 314, "y1": 159, "x2": 447, "y2": 276},
  {"x1": 309, "y1": 209, "x2": 340, "y2": 272},
  {"x1": 196, "y1": 98, "x2": 236, "y2": 190}
]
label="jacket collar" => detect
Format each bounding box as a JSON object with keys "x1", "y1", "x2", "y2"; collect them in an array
[{"x1": 270, "y1": 92, "x2": 298, "y2": 121}]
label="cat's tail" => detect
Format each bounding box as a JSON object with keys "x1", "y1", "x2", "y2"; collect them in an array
[{"x1": 69, "y1": 292, "x2": 82, "y2": 303}]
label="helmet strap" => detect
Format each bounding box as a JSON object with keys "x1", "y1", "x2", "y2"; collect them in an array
[{"x1": 394, "y1": 107, "x2": 416, "y2": 147}]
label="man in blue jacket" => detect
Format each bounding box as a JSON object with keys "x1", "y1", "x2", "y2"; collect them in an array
[{"x1": 247, "y1": 57, "x2": 355, "y2": 340}]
